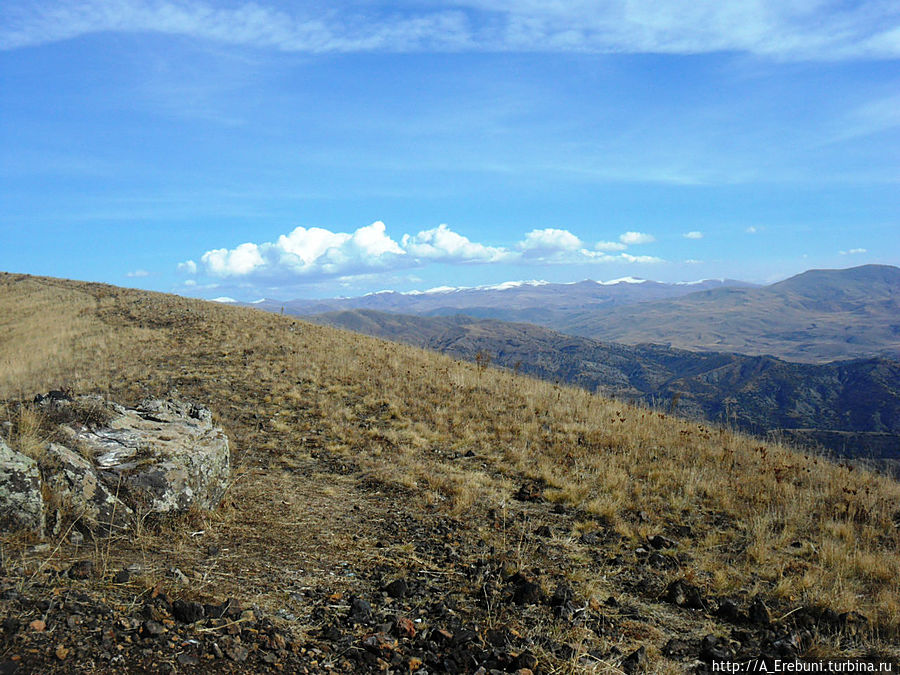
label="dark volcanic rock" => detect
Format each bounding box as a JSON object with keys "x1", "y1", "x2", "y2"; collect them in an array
[{"x1": 665, "y1": 579, "x2": 705, "y2": 610}]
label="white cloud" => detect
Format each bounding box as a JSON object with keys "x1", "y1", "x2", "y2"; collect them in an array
[
  {"x1": 684, "y1": 259, "x2": 704, "y2": 264},
  {"x1": 595, "y1": 240, "x2": 628, "y2": 251},
  {"x1": 619, "y1": 231, "x2": 656, "y2": 245},
  {"x1": 184, "y1": 279, "x2": 197, "y2": 287},
  {"x1": 745, "y1": 226, "x2": 758, "y2": 234},
  {"x1": 402, "y1": 224, "x2": 507, "y2": 262},
  {"x1": 518, "y1": 228, "x2": 582, "y2": 253},
  {"x1": 191, "y1": 221, "x2": 667, "y2": 282},
  {"x1": 3, "y1": 0, "x2": 898, "y2": 60},
  {"x1": 202, "y1": 242, "x2": 266, "y2": 277},
  {"x1": 200, "y1": 221, "x2": 408, "y2": 279},
  {"x1": 126, "y1": 269, "x2": 149, "y2": 278},
  {"x1": 683, "y1": 231, "x2": 703, "y2": 239},
  {"x1": 839, "y1": 247, "x2": 867, "y2": 255},
  {"x1": 177, "y1": 259, "x2": 198, "y2": 275}
]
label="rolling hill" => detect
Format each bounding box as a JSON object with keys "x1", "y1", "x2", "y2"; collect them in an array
[
  {"x1": 1, "y1": 272, "x2": 899, "y2": 672},
  {"x1": 310, "y1": 309, "x2": 900, "y2": 471}
]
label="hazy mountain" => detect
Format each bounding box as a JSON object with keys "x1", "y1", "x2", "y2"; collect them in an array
[
  {"x1": 248, "y1": 277, "x2": 753, "y2": 325},
  {"x1": 250, "y1": 265, "x2": 899, "y2": 363},
  {"x1": 560, "y1": 265, "x2": 900, "y2": 363},
  {"x1": 311, "y1": 309, "x2": 900, "y2": 471}
]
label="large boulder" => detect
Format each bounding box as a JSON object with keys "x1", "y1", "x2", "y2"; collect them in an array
[
  {"x1": 0, "y1": 438, "x2": 44, "y2": 536},
  {"x1": 40, "y1": 442, "x2": 132, "y2": 534},
  {"x1": 74, "y1": 398, "x2": 230, "y2": 514}
]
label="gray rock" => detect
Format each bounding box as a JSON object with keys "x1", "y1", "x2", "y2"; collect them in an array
[
  {"x1": 74, "y1": 398, "x2": 230, "y2": 514},
  {"x1": 0, "y1": 438, "x2": 44, "y2": 536},
  {"x1": 40, "y1": 442, "x2": 133, "y2": 534}
]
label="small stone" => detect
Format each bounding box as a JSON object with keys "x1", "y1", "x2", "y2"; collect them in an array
[
  {"x1": 69, "y1": 531, "x2": 84, "y2": 547},
  {"x1": 55, "y1": 645, "x2": 69, "y2": 661},
  {"x1": 211, "y1": 642, "x2": 224, "y2": 659},
  {"x1": 395, "y1": 617, "x2": 416, "y2": 639},
  {"x1": 29, "y1": 620, "x2": 46, "y2": 632},
  {"x1": 665, "y1": 580, "x2": 704, "y2": 610},
  {"x1": 142, "y1": 620, "x2": 166, "y2": 637},
  {"x1": 67, "y1": 560, "x2": 93, "y2": 579},
  {"x1": 621, "y1": 646, "x2": 646, "y2": 674},
  {"x1": 348, "y1": 597, "x2": 372, "y2": 625},
  {"x1": 113, "y1": 569, "x2": 131, "y2": 584},
  {"x1": 171, "y1": 568, "x2": 189, "y2": 585},
  {"x1": 717, "y1": 598, "x2": 740, "y2": 622},
  {"x1": 384, "y1": 579, "x2": 408, "y2": 599},
  {"x1": 172, "y1": 600, "x2": 205, "y2": 624},
  {"x1": 534, "y1": 525, "x2": 553, "y2": 538},
  {"x1": 514, "y1": 651, "x2": 538, "y2": 671},
  {"x1": 648, "y1": 534, "x2": 677, "y2": 549},
  {"x1": 177, "y1": 654, "x2": 200, "y2": 665},
  {"x1": 748, "y1": 597, "x2": 771, "y2": 626},
  {"x1": 226, "y1": 645, "x2": 249, "y2": 662}
]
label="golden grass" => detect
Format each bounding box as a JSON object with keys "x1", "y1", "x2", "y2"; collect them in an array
[{"x1": 2, "y1": 272, "x2": 899, "y2": 647}]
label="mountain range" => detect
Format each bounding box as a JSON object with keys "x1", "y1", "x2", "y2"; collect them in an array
[{"x1": 246, "y1": 265, "x2": 900, "y2": 363}]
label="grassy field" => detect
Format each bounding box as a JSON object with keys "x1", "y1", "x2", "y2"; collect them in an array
[{"x1": 2, "y1": 271, "x2": 899, "y2": 671}]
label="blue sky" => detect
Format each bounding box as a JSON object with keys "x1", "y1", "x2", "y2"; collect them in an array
[{"x1": 1, "y1": 1, "x2": 898, "y2": 300}]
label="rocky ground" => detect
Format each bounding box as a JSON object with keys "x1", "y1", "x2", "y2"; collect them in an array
[{"x1": 2, "y1": 445, "x2": 895, "y2": 674}]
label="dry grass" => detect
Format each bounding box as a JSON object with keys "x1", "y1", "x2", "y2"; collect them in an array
[{"x1": 1, "y1": 272, "x2": 899, "y2": 656}]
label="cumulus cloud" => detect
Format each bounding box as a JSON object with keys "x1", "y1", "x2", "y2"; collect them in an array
[
  {"x1": 402, "y1": 224, "x2": 507, "y2": 262},
  {"x1": 839, "y1": 247, "x2": 867, "y2": 255},
  {"x1": 619, "y1": 231, "x2": 656, "y2": 245},
  {"x1": 683, "y1": 231, "x2": 703, "y2": 239},
  {"x1": 519, "y1": 228, "x2": 583, "y2": 253},
  {"x1": 199, "y1": 221, "x2": 408, "y2": 279},
  {"x1": 177, "y1": 259, "x2": 198, "y2": 275},
  {"x1": 190, "y1": 221, "x2": 666, "y2": 283}
]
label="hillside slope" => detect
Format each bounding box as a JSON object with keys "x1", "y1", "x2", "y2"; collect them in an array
[
  {"x1": 309, "y1": 310, "x2": 900, "y2": 468},
  {"x1": 1, "y1": 272, "x2": 899, "y2": 673},
  {"x1": 561, "y1": 265, "x2": 900, "y2": 363}
]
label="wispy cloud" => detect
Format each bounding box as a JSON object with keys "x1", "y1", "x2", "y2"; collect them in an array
[
  {"x1": 839, "y1": 247, "x2": 867, "y2": 255},
  {"x1": 126, "y1": 269, "x2": 149, "y2": 278},
  {"x1": 183, "y1": 221, "x2": 664, "y2": 282},
  {"x1": 683, "y1": 231, "x2": 703, "y2": 239},
  {"x1": 3, "y1": 0, "x2": 898, "y2": 60}
]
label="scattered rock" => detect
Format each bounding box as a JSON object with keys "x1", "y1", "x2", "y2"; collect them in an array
[
  {"x1": 514, "y1": 482, "x2": 544, "y2": 503},
  {"x1": 40, "y1": 442, "x2": 133, "y2": 535},
  {"x1": 621, "y1": 645, "x2": 646, "y2": 673},
  {"x1": 716, "y1": 598, "x2": 740, "y2": 623},
  {"x1": 67, "y1": 560, "x2": 93, "y2": 579},
  {"x1": 383, "y1": 578, "x2": 408, "y2": 599},
  {"x1": 348, "y1": 597, "x2": 372, "y2": 625},
  {"x1": 29, "y1": 620, "x2": 46, "y2": 632},
  {"x1": 748, "y1": 597, "x2": 771, "y2": 626},
  {"x1": 648, "y1": 535, "x2": 677, "y2": 549},
  {"x1": 226, "y1": 645, "x2": 249, "y2": 662},
  {"x1": 0, "y1": 438, "x2": 45, "y2": 536},
  {"x1": 172, "y1": 600, "x2": 205, "y2": 623},
  {"x1": 665, "y1": 579, "x2": 705, "y2": 610}
]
